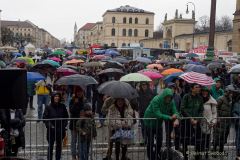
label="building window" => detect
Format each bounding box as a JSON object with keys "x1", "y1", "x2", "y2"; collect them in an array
[
  {"x1": 135, "y1": 18, "x2": 138, "y2": 24},
  {"x1": 146, "y1": 18, "x2": 149, "y2": 24},
  {"x1": 123, "y1": 17, "x2": 126, "y2": 24},
  {"x1": 112, "y1": 17, "x2": 116, "y2": 23},
  {"x1": 145, "y1": 30, "x2": 149, "y2": 37},
  {"x1": 128, "y1": 29, "x2": 132, "y2": 37},
  {"x1": 129, "y1": 18, "x2": 132, "y2": 24},
  {"x1": 28, "y1": 33, "x2": 30, "y2": 37},
  {"x1": 28, "y1": 29, "x2": 31, "y2": 31},
  {"x1": 122, "y1": 29, "x2": 126, "y2": 36},
  {"x1": 134, "y1": 29, "x2": 138, "y2": 37},
  {"x1": 122, "y1": 43, "x2": 126, "y2": 47},
  {"x1": 111, "y1": 28, "x2": 116, "y2": 36}
]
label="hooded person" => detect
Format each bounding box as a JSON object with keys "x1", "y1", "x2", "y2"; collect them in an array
[
  {"x1": 211, "y1": 77, "x2": 224, "y2": 100},
  {"x1": 43, "y1": 92, "x2": 69, "y2": 160},
  {"x1": 144, "y1": 88, "x2": 179, "y2": 160}
]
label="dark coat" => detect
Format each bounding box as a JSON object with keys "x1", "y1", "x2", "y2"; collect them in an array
[
  {"x1": 43, "y1": 102, "x2": 69, "y2": 134},
  {"x1": 138, "y1": 89, "x2": 155, "y2": 117},
  {"x1": 69, "y1": 97, "x2": 87, "y2": 130}
]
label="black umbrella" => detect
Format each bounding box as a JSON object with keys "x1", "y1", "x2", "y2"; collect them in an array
[
  {"x1": 98, "y1": 80, "x2": 138, "y2": 99},
  {"x1": 207, "y1": 62, "x2": 222, "y2": 70},
  {"x1": 112, "y1": 57, "x2": 129, "y2": 64},
  {"x1": 55, "y1": 74, "x2": 98, "y2": 86},
  {"x1": 83, "y1": 62, "x2": 103, "y2": 68},
  {"x1": 60, "y1": 65, "x2": 78, "y2": 71},
  {"x1": 30, "y1": 63, "x2": 56, "y2": 73},
  {"x1": 98, "y1": 68, "x2": 124, "y2": 76},
  {"x1": 186, "y1": 64, "x2": 210, "y2": 74},
  {"x1": 104, "y1": 61, "x2": 124, "y2": 69}
]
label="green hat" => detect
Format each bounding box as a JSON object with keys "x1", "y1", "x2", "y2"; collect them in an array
[
  {"x1": 202, "y1": 86, "x2": 210, "y2": 92},
  {"x1": 214, "y1": 77, "x2": 221, "y2": 82}
]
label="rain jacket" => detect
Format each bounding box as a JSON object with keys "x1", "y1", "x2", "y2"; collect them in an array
[
  {"x1": 180, "y1": 93, "x2": 204, "y2": 117},
  {"x1": 211, "y1": 85, "x2": 224, "y2": 100},
  {"x1": 144, "y1": 88, "x2": 179, "y2": 128}
]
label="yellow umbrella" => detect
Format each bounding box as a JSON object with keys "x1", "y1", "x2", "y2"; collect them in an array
[
  {"x1": 17, "y1": 57, "x2": 35, "y2": 65},
  {"x1": 65, "y1": 59, "x2": 84, "y2": 65}
]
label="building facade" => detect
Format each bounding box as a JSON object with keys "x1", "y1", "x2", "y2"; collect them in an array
[
  {"x1": 1, "y1": 20, "x2": 60, "y2": 48},
  {"x1": 75, "y1": 5, "x2": 154, "y2": 48},
  {"x1": 233, "y1": 0, "x2": 240, "y2": 53}
]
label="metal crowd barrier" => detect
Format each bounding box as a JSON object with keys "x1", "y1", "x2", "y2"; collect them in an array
[{"x1": 10, "y1": 117, "x2": 240, "y2": 160}]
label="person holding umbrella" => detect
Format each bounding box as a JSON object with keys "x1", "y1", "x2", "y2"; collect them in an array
[{"x1": 144, "y1": 88, "x2": 179, "y2": 160}]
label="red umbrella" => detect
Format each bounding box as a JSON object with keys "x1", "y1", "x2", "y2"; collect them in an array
[
  {"x1": 179, "y1": 72, "x2": 214, "y2": 86},
  {"x1": 56, "y1": 68, "x2": 78, "y2": 76},
  {"x1": 139, "y1": 71, "x2": 163, "y2": 80}
]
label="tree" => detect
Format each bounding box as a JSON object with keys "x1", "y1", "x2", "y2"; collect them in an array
[
  {"x1": 197, "y1": 15, "x2": 210, "y2": 32},
  {"x1": 1, "y1": 27, "x2": 15, "y2": 46},
  {"x1": 154, "y1": 24, "x2": 163, "y2": 38},
  {"x1": 216, "y1": 15, "x2": 233, "y2": 31}
]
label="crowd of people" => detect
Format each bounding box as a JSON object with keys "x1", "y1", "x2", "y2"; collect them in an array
[{"x1": 1, "y1": 50, "x2": 240, "y2": 160}]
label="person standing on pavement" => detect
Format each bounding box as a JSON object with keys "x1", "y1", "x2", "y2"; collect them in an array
[
  {"x1": 35, "y1": 79, "x2": 51, "y2": 121},
  {"x1": 180, "y1": 83, "x2": 204, "y2": 160},
  {"x1": 144, "y1": 88, "x2": 179, "y2": 160},
  {"x1": 25, "y1": 80, "x2": 36, "y2": 113},
  {"x1": 43, "y1": 92, "x2": 69, "y2": 160},
  {"x1": 69, "y1": 88, "x2": 87, "y2": 160}
]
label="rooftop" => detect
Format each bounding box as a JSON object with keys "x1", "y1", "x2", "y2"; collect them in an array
[
  {"x1": 106, "y1": 5, "x2": 154, "y2": 14},
  {"x1": 79, "y1": 23, "x2": 96, "y2": 31},
  {"x1": 1, "y1": 20, "x2": 35, "y2": 28}
]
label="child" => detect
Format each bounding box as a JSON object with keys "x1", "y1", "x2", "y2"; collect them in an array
[{"x1": 76, "y1": 103, "x2": 97, "y2": 160}]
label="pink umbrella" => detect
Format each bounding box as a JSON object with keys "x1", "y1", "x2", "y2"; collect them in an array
[
  {"x1": 56, "y1": 68, "x2": 78, "y2": 76},
  {"x1": 49, "y1": 57, "x2": 61, "y2": 62},
  {"x1": 66, "y1": 50, "x2": 72, "y2": 55},
  {"x1": 139, "y1": 71, "x2": 163, "y2": 80}
]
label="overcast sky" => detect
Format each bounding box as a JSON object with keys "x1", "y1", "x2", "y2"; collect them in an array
[{"x1": 1, "y1": 0, "x2": 236, "y2": 41}]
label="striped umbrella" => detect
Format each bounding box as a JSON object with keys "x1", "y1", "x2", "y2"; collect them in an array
[{"x1": 179, "y1": 72, "x2": 214, "y2": 86}]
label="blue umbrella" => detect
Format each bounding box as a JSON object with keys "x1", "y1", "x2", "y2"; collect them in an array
[
  {"x1": 164, "y1": 72, "x2": 183, "y2": 83},
  {"x1": 135, "y1": 57, "x2": 152, "y2": 64},
  {"x1": 13, "y1": 53, "x2": 23, "y2": 57},
  {"x1": 104, "y1": 49, "x2": 120, "y2": 57},
  {"x1": 186, "y1": 64, "x2": 210, "y2": 74},
  {"x1": 27, "y1": 72, "x2": 45, "y2": 81},
  {"x1": 94, "y1": 50, "x2": 106, "y2": 55}
]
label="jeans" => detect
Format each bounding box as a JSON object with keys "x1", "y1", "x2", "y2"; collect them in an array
[
  {"x1": 79, "y1": 140, "x2": 90, "y2": 160},
  {"x1": 37, "y1": 94, "x2": 49, "y2": 119},
  {"x1": 47, "y1": 129, "x2": 65, "y2": 160},
  {"x1": 71, "y1": 130, "x2": 80, "y2": 157}
]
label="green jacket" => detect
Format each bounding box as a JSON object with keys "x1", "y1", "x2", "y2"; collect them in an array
[
  {"x1": 180, "y1": 93, "x2": 203, "y2": 117},
  {"x1": 144, "y1": 88, "x2": 178, "y2": 128},
  {"x1": 211, "y1": 85, "x2": 224, "y2": 100}
]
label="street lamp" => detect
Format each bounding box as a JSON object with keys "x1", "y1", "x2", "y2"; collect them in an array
[{"x1": 186, "y1": 2, "x2": 195, "y2": 49}]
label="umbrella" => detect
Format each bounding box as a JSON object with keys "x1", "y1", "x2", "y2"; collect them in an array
[
  {"x1": 56, "y1": 68, "x2": 78, "y2": 76},
  {"x1": 229, "y1": 68, "x2": 240, "y2": 74},
  {"x1": 164, "y1": 72, "x2": 184, "y2": 83},
  {"x1": 51, "y1": 50, "x2": 65, "y2": 56},
  {"x1": 112, "y1": 57, "x2": 129, "y2": 64},
  {"x1": 31, "y1": 63, "x2": 56, "y2": 73},
  {"x1": 12, "y1": 53, "x2": 22, "y2": 57},
  {"x1": 55, "y1": 74, "x2": 98, "y2": 87},
  {"x1": 207, "y1": 62, "x2": 223, "y2": 70},
  {"x1": 93, "y1": 49, "x2": 106, "y2": 55},
  {"x1": 185, "y1": 53, "x2": 199, "y2": 58},
  {"x1": 0, "y1": 60, "x2": 6, "y2": 68},
  {"x1": 105, "y1": 61, "x2": 123, "y2": 69},
  {"x1": 139, "y1": 69, "x2": 159, "y2": 73},
  {"x1": 83, "y1": 62, "x2": 103, "y2": 68},
  {"x1": 98, "y1": 68, "x2": 124, "y2": 76},
  {"x1": 97, "y1": 80, "x2": 138, "y2": 99},
  {"x1": 188, "y1": 61, "x2": 202, "y2": 65},
  {"x1": 66, "y1": 50, "x2": 72, "y2": 55},
  {"x1": 179, "y1": 72, "x2": 214, "y2": 86},
  {"x1": 42, "y1": 60, "x2": 60, "y2": 68},
  {"x1": 135, "y1": 57, "x2": 152, "y2": 64},
  {"x1": 147, "y1": 64, "x2": 163, "y2": 70},
  {"x1": 17, "y1": 57, "x2": 35, "y2": 65},
  {"x1": 65, "y1": 59, "x2": 84, "y2": 65},
  {"x1": 60, "y1": 65, "x2": 78, "y2": 71},
  {"x1": 230, "y1": 64, "x2": 240, "y2": 71},
  {"x1": 27, "y1": 72, "x2": 45, "y2": 81},
  {"x1": 120, "y1": 73, "x2": 152, "y2": 82},
  {"x1": 92, "y1": 55, "x2": 111, "y2": 61},
  {"x1": 167, "y1": 61, "x2": 183, "y2": 65},
  {"x1": 186, "y1": 64, "x2": 210, "y2": 74},
  {"x1": 139, "y1": 71, "x2": 163, "y2": 80},
  {"x1": 67, "y1": 55, "x2": 86, "y2": 60},
  {"x1": 49, "y1": 57, "x2": 61, "y2": 62},
  {"x1": 104, "y1": 49, "x2": 120, "y2": 57},
  {"x1": 161, "y1": 68, "x2": 183, "y2": 76}
]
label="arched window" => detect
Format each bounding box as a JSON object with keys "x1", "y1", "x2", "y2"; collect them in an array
[
  {"x1": 128, "y1": 29, "x2": 132, "y2": 37},
  {"x1": 122, "y1": 29, "x2": 126, "y2": 36},
  {"x1": 122, "y1": 43, "x2": 126, "y2": 47},
  {"x1": 134, "y1": 29, "x2": 138, "y2": 37},
  {"x1": 123, "y1": 17, "x2": 127, "y2": 24},
  {"x1": 129, "y1": 18, "x2": 132, "y2": 24},
  {"x1": 111, "y1": 28, "x2": 116, "y2": 36},
  {"x1": 146, "y1": 18, "x2": 149, "y2": 24},
  {"x1": 145, "y1": 29, "x2": 149, "y2": 37},
  {"x1": 112, "y1": 17, "x2": 116, "y2": 23},
  {"x1": 135, "y1": 18, "x2": 138, "y2": 24}
]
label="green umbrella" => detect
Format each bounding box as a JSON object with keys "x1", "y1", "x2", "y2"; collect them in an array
[
  {"x1": 51, "y1": 50, "x2": 65, "y2": 56},
  {"x1": 0, "y1": 60, "x2": 6, "y2": 68},
  {"x1": 42, "y1": 59, "x2": 60, "y2": 68},
  {"x1": 120, "y1": 73, "x2": 152, "y2": 82}
]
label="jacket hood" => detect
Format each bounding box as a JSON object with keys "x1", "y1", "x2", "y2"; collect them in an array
[
  {"x1": 205, "y1": 96, "x2": 217, "y2": 105},
  {"x1": 159, "y1": 88, "x2": 173, "y2": 103}
]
